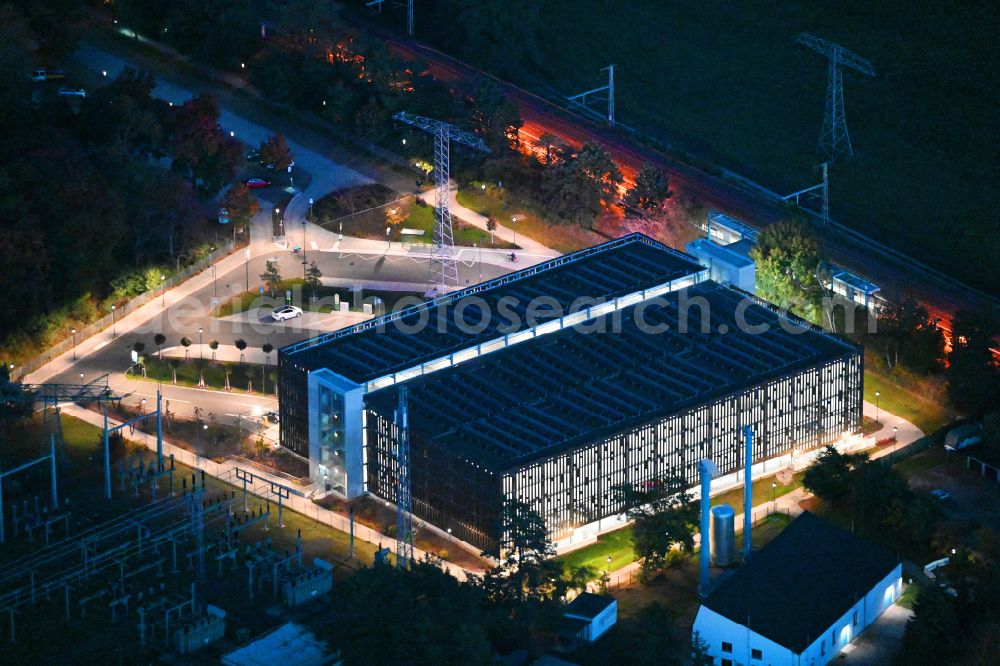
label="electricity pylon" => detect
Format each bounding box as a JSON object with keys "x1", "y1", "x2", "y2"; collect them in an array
[
  {"x1": 795, "y1": 33, "x2": 875, "y2": 163},
  {"x1": 394, "y1": 386, "x2": 413, "y2": 569},
  {"x1": 393, "y1": 112, "x2": 490, "y2": 293}
]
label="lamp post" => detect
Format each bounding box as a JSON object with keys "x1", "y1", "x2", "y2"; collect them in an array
[
  {"x1": 511, "y1": 215, "x2": 519, "y2": 247},
  {"x1": 275, "y1": 207, "x2": 283, "y2": 237},
  {"x1": 160, "y1": 275, "x2": 166, "y2": 306},
  {"x1": 874, "y1": 390, "x2": 880, "y2": 425},
  {"x1": 198, "y1": 327, "x2": 204, "y2": 359},
  {"x1": 892, "y1": 425, "x2": 899, "y2": 461},
  {"x1": 71, "y1": 328, "x2": 77, "y2": 360},
  {"x1": 386, "y1": 225, "x2": 391, "y2": 250},
  {"x1": 771, "y1": 481, "x2": 777, "y2": 513},
  {"x1": 111, "y1": 304, "x2": 117, "y2": 338}
]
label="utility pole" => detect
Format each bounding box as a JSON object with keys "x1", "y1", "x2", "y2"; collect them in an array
[
  {"x1": 407, "y1": 0, "x2": 414, "y2": 37},
  {"x1": 568, "y1": 65, "x2": 616, "y2": 128},
  {"x1": 795, "y1": 33, "x2": 875, "y2": 163},
  {"x1": 392, "y1": 112, "x2": 490, "y2": 294}
]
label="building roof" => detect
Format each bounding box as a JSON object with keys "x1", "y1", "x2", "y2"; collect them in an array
[
  {"x1": 687, "y1": 238, "x2": 755, "y2": 268},
  {"x1": 702, "y1": 512, "x2": 900, "y2": 654},
  {"x1": 279, "y1": 234, "x2": 704, "y2": 384},
  {"x1": 222, "y1": 623, "x2": 338, "y2": 666},
  {"x1": 366, "y1": 281, "x2": 858, "y2": 471},
  {"x1": 565, "y1": 592, "x2": 616, "y2": 620}
]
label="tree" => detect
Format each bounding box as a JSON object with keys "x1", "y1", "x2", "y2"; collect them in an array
[
  {"x1": 260, "y1": 260, "x2": 282, "y2": 296},
  {"x1": 691, "y1": 631, "x2": 715, "y2": 666},
  {"x1": 897, "y1": 585, "x2": 960, "y2": 664},
  {"x1": 624, "y1": 162, "x2": 672, "y2": 215},
  {"x1": 223, "y1": 182, "x2": 260, "y2": 232},
  {"x1": 946, "y1": 309, "x2": 1000, "y2": 416},
  {"x1": 353, "y1": 97, "x2": 389, "y2": 149},
  {"x1": 234, "y1": 338, "x2": 247, "y2": 363},
  {"x1": 154, "y1": 333, "x2": 166, "y2": 359},
  {"x1": 132, "y1": 341, "x2": 145, "y2": 354},
  {"x1": 485, "y1": 217, "x2": 497, "y2": 245},
  {"x1": 209, "y1": 339, "x2": 219, "y2": 362},
  {"x1": 180, "y1": 336, "x2": 192, "y2": 360},
  {"x1": 750, "y1": 220, "x2": 823, "y2": 318},
  {"x1": 304, "y1": 261, "x2": 323, "y2": 296},
  {"x1": 575, "y1": 143, "x2": 623, "y2": 208},
  {"x1": 168, "y1": 94, "x2": 240, "y2": 195},
  {"x1": 483, "y1": 498, "x2": 561, "y2": 604},
  {"x1": 801, "y1": 446, "x2": 866, "y2": 507},
  {"x1": 613, "y1": 476, "x2": 698, "y2": 578},
  {"x1": 874, "y1": 297, "x2": 944, "y2": 373},
  {"x1": 259, "y1": 133, "x2": 294, "y2": 171},
  {"x1": 262, "y1": 342, "x2": 274, "y2": 365},
  {"x1": 465, "y1": 78, "x2": 522, "y2": 150},
  {"x1": 434, "y1": 0, "x2": 541, "y2": 75}
]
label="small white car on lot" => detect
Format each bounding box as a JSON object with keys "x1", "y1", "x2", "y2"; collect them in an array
[
  {"x1": 271, "y1": 305, "x2": 303, "y2": 321},
  {"x1": 57, "y1": 86, "x2": 86, "y2": 98}
]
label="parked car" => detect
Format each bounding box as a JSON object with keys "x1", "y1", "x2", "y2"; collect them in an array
[
  {"x1": 271, "y1": 305, "x2": 303, "y2": 321},
  {"x1": 264, "y1": 411, "x2": 280, "y2": 424},
  {"x1": 244, "y1": 149, "x2": 261, "y2": 162},
  {"x1": 944, "y1": 423, "x2": 983, "y2": 452},
  {"x1": 31, "y1": 68, "x2": 65, "y2": 82},
  {"x1": 57, "y1": 87, "x2": 86, "y2": 98},
  {"x1": 244, "y1": 178, "x2": 271, "y2": 189},
  {"x1": 930, "y1": 489, "x2": 952, "y2": 501}
]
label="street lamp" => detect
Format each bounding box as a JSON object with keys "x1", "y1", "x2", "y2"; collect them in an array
[
  {"x1": 140, "y1": 398, "x2": 147, "y2": 416},
  {"x1": 511, "y1": 215, "x2": 519, "y2": 246},
  {"x1": 892, "y1": 425, "x2": 899, "y2": 462},
  {"x1": 111, "y1": 304, "x2": 117, "y2": 338},
  {"x1": 386, "y1": 225, "x2": 391, "y2": 250},
  {"x1": 71, "y1": 328, "x2": 77, "y2": 360},
  {"x1": 771, "y1": 481, "x2": 777, "y2": 512},
  {"x1": 198, "y1": 327, "x2": 204, "y2": 359},
  {"x1": 874, "y1": 390, "x2": 880, "y2": 425},
  {"x1": 160, "y1": 275, "x2": 166, "y2": 306}
]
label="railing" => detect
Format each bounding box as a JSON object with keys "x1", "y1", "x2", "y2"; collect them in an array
[{"x1": 11, "y1": 242, "x2": 235, "y2": 380}]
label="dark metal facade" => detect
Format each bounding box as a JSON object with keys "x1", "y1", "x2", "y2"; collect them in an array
[
  {"x1": 277, "y1": 352, "x2": 310, "y2": 456},
  {"x1": 366, "y1": 351, "x2": 861, "y2": 555},
  {"x1": 504, "y1": 354, "x2": 863, "y2": 543},
  {"x1": 366, "y1": 410, "x2": 503, "y2": 552}
]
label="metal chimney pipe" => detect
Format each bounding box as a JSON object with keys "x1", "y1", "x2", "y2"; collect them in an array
[
  {"x1": 743, "y1": 426, "x2": 754, "y2": 558},
  {"x1": 698, "y1": 458, "x2": 717, "y2": 598}
]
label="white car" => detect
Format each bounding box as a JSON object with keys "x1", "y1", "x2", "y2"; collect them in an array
[
  {"x1": 58, "y1": 86, "x2": 86, "y2": 98},
  {"x1": 271, "y1": 305, "x2": 303, "y2": 321}
]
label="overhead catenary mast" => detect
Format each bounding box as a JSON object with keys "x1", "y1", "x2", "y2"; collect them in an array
[
  {"x1": 393, "y1": 112, "x2": 490, "y2": 294},
  {"x1": 795, "y1": 33, "x2": 875, "y2": 163}
]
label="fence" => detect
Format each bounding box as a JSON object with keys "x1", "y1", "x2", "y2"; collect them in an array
[
  {"x1": 874, "y1": 434, "x2": 935, "y2": 467},
  {"x1": 966, "y1": 456, "x2": 1000, "y2": 483},
  {"x1": 12, "y1": 242, "x2": 235, "y2": 381},
  {"x1": 62, "y1": 405, "x2": 473, "y2": 581}
]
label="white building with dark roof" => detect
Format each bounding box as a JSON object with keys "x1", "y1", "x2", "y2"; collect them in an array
[{"x1": 693, "y1": 512, "x2": 902, "y2": 666}]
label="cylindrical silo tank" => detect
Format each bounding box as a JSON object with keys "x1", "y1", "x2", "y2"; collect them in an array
[{"x1": 710, "y1": 504, "x2": 736, "y2": 566}]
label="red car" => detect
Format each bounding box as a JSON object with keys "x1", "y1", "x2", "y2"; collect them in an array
[{"x1": 244, "y1": 178, "x2": 271, "y2": 189}]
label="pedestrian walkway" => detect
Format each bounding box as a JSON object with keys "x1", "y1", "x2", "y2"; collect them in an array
[
  {"x1": 417, "y1": 186, "x2": 558, "y2": 257},
  {"x1": 62, "y1": 404, "x2": 477, "y2": 579}
]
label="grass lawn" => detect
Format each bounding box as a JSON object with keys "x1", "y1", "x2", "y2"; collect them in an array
[
  {"x1": 556, "y1": 525, "x2": 636, "y2": 575},
  {"x1": 711, "y1": 469, "x2": 805, "y2": 512},
  {"x1": 865, "y1": 370, "x2": 956, "y2": 435},
  {"x1": 892, "y1": 444, "x2": 948, "y2": 477},
  {"x1": 897, "y1": 581, "x2": 920, "y2": 610},
  {"x1": 136, "y1": 356, "x2": 276, "y2": 394},
  {"x1": 557, "y1": 471, "x2": 803, "y2": 579},
  {"x1": 457, "y1": 186, "x2": 604, "y2": 253}
]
